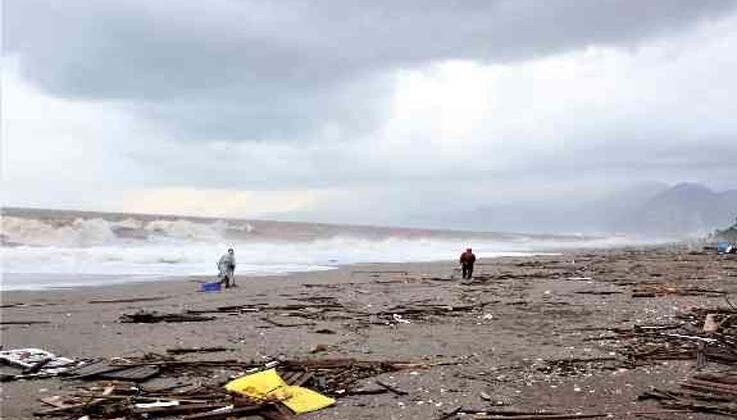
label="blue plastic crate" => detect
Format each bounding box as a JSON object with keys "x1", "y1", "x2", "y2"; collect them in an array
[{"x1": 200, "y1": 281, "x2": 222, "y2": 292}]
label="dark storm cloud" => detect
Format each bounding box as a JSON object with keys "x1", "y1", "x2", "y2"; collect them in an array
[{"x1": 5, "y1": 0, "x2": 736, "y2": 140}]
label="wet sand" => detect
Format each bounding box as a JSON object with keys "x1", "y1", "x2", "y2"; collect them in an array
[{"x1": 2, "y1": 245, "x2": 736, "y2": 419}]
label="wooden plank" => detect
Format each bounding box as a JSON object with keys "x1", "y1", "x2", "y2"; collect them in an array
[
  {"x1": 100, "y1": 365, "x2": 160, "y2": 381},
  {"x1": 182, "y1": 405, "x2": 264, "y2": 420},
  {"x1": 88, "y1": 296, "x2": 171, "y2": 304},
  {"x1": 64, "y1": 361, "x2": 127, "y2": 379}
]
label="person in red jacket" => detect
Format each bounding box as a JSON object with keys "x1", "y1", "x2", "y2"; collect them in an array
[{"x1": 459, "y1": 248, "x2": 476, "y2": 279}]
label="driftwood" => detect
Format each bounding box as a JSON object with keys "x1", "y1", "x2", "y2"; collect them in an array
[
  {"x1": 88, "y1": 296, "x2": 171, "y2": 304},
  {"x1": 119, "y1": 311, "x2": 215, "y2": 323},
  {"x1": 166, "y1": 347, "x2": 233, "y2": 355},
  {"x1": 375, "y1": 379, "x2": 408, "y2": 396},
  {"x1": 179, "y1": 405, "x2": 266, "y2": 420}
]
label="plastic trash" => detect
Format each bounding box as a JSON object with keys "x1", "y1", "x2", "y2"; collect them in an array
[
  {"x1": 392, "y1": 314, "x2": 411, "y2": 324},
  {"x1": 135, "y1": 400, "x2": 179, "y2": 409},
  {"x1": 717, "y1": 242, "x2": 735, "y2": 254},
  {"x1": 225, "y1": 368, "x2": 335, "y2": 414},
  {"x1": 0, "y1": 348, "x2": 75, "y2": 375}
]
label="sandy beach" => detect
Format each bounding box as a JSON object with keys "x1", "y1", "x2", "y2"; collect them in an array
[{"x1": 2, "y1": 245, "x2": 736, "y2": 419}]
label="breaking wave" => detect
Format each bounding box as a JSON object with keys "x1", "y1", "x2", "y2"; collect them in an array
[
  {"x1": 1, "y1": 211, "x2": 650, "y2": 290},
  {"x1": 1, "y1": 216, "x2": 247, "y2": 246}
]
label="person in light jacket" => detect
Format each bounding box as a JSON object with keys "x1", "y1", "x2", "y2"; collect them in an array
[{"x1": 218, "y1": 248, "x2": 236, "y2": 288}]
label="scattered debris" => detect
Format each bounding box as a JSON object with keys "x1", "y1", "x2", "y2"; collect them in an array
[{"x1": 184, "y1": 299, "x2": 495, "y2": 328}]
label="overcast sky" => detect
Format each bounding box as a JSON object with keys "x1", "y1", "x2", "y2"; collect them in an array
[{"x1": 3, "y1": 0, "x2": 737, "y2": 229}]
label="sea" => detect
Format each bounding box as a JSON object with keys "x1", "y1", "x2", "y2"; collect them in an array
[{"x1": 1, "y1": 208, "x2": 647, "y2": 290}]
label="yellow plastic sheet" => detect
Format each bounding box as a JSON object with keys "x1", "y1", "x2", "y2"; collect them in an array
[{"x1": 225, "y1": 368, "x2": 335, "y2": 414}]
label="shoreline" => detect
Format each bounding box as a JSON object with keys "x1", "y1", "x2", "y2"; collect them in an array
[
  {"x1": 2, "y1": 243, "x2": 674, "y2": 293},
  {"x1": 0, "y1": 252, "x2": 552, "y2": 293}
]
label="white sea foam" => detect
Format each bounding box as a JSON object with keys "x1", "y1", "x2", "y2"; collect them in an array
[{"x1": 0, "y1": 213, "x2": 653, "y2": 290}]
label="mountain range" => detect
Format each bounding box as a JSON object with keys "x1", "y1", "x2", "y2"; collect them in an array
[
  {"x1": 612, "y1": 183, "x2": 737, "y2": 237},
  {"x1": 457, "y1": 183, "x2": 737, "y2": 238}
]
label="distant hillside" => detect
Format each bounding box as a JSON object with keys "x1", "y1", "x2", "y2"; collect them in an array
[
  {"x1": 459, "y1": 182, "x2": 736, "y2": 237},
  {"x1": 614, "y1": 183, "x2": 737, "y2": 237}
]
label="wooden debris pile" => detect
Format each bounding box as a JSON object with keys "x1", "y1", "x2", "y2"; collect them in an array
[
  {"x1": 640, "y1": 371, "x2": 737, "y2": 417},
  {"x1": 36, "y1": 382, "x2": 292, "y2": 419},
  {"x1": 34, "y1": 354, "x2": 426, "y2": 419},
  {"x1": 279, "y1": 358, "x2": 420, "y2": 396},
  {"x1": 613, "y1": 306, "x2": 737, "y2": 366}
]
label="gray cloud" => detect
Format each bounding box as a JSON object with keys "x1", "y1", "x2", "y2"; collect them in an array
[
  {"x1": 5, "y1": 0, "x2": 736, "y2": 140},
  {"x1": 4, "y1": 0, "x2": 737, "y2": 233}
]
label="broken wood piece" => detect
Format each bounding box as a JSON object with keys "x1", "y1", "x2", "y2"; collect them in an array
[
  {"x1": 39, "y1": 396, "x2": 81, "y2": 409},
  {"x1": 119, "y1": 310, "x2": 215, "y2": 323},
  {"x1": 88, "y1": 296, "x2": 171, "y2": 304},
  {"x1": 166, "y1": 347, "x2": 232, "y2": 355},
  {"x1": 23, "y1": 357, "x2": 54, "y2": 374},
  {"x1": 352, "y1": 270, "x2": 408, "y2": 275},
  {"x1": 181, "y1": 405, "x2": 265, "y2": 420},
  {"x1": 346, "y1": 386, "x2": 389, "y2": 396},
  {"x1": 285, "y1": 371, "x2": 314, "y2": 387},
  {"x1": 472, "y1": 413, "x2": 612, "y2": 419},
  {"x1": 133, "y1": 402, "x2": 232, "y2": 417},
  {"x1": 573, "y1": 290, "x2": 622, "y2": 295},
  {"x1": 65, "y1": 360, "x2": 160, "y2": 381},
  {"x1": 260, "y1": 317, "x2": 316, "y2": 327},
  {"x1": 375, "y1": 379, "x2": 408, "y2": 396},
  {"x1": 436, "y1": 405, "x2": 463, "y2": 420},
  {"x1": 702, "y1": 314, "x2": 719, "y2": 333}
]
